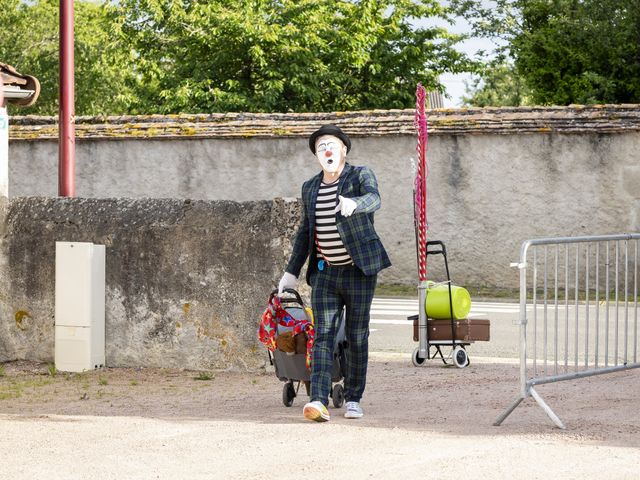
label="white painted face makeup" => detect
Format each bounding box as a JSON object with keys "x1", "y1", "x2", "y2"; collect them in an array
[{"x1": 315, "y1": 135, "x2": 346, "y2": 174}]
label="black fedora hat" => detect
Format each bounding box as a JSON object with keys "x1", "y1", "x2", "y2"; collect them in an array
[{"x1": 308, "y1": 125, "x2": 351, "y2": 154}]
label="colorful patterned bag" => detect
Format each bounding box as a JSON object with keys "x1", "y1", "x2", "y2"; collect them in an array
[{"x1": 258, "y1": 293, "x2": 315, "y2": 369}]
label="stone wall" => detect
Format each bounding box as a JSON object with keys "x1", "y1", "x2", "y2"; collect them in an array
[
  {"x1": 0, "y1": 197, "x2": 302, "y2": 369},
  {"x1": 7, "y1": 106, "x2": 640, "y2": 288}
]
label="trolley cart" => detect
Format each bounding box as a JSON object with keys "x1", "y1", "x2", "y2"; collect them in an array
[
  {"x1": 267, "y1": 289, "x2": 347, "y2": 408},
  {"x1": 409, "y1": 240, "x2": 490, "y2": 368}
]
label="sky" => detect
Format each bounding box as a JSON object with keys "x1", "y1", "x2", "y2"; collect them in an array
[{"x1": 414, "y1": 1, "x2": 500, "y2": 107}]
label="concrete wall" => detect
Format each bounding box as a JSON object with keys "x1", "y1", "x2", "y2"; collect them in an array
[
  {"x1": 8, "y1": 107, "x2": 640, "y2": 289},
  {"x1": 0, "y1": 196, "x2": 302, "y2": 369}
]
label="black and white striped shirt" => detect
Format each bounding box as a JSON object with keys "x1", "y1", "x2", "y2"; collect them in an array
[{"x1": 315, "y1": 180, "x2": 353, "y2": 266}]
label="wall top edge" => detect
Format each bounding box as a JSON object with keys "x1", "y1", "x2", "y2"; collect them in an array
[{"x1": 8, "y1": 104, "x2": 640, "y2": 141}]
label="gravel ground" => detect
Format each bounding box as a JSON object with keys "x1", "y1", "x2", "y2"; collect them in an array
[{"x1": 0, "y1": 355, "x2": 638, "y2": 479}]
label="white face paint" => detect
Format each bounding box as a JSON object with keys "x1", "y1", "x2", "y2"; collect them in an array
[{"x1": 315, "y1": 135, "x2": 345, "y2": 174}]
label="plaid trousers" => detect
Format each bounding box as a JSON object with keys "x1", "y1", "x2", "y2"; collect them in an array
[{"x1": 310, "y1": 263, "x2": 377, "y2": 406}]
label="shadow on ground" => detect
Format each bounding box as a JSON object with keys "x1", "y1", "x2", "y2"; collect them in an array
[{"x1": 1, "y1": 358, "x2": 638, "y2": 449}]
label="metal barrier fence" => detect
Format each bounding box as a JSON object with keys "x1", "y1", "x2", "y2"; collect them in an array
[{"x1": 494, "y1": 234, "x2": 640, "y2": 429}]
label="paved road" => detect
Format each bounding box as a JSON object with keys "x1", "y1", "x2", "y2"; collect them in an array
[
  {"x1": 370, "y1": 296, "x2": 639, "y2": 366},
  {"x1": 369, "y1": 297, "x2": 521, "y2": 360},
  {"x1": 1, "y1": 297, "x2": 637, "y2": 480}
]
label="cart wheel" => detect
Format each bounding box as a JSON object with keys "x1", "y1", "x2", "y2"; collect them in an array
[
  {"x1": 331, "y1": 383, "x2": 344, "y2": 408},
  {"x1": 412, "y1": 347, "x2": 426, "y2": 367},
  {"x1": 453, "y1": 346, "x2": 469, "y2": 368},
  {"x1": 282, "y1": 382, "x2": 296, "y2": 407}
]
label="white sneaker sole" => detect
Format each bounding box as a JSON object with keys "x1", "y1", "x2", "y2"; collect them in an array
[
  {"x1": 344, "y1": 411, "x2": 364, "y2": 419},
  {"x1": 304, "y1": 404, "x2": 330, "y2": 422}
]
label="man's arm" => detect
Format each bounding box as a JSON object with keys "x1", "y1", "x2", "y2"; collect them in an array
[
  {"x1": 351, "y1": 166, "x2": 381, "y2": 214},
  {"x1": 285, "y1": 186, "x2": 311, "y2": 277}
]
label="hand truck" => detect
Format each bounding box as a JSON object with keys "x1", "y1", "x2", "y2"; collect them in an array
[{"x1": 409, "y1": 240, "x2": 471, "y2": 368}]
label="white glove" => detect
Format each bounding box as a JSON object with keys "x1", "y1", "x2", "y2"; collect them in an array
[
  {"x1": 278, "y1": 272, "x2": 298, "y2": 295},
  {"x1": 337, "y1": 195, "x2": 357, "y2": 217}
]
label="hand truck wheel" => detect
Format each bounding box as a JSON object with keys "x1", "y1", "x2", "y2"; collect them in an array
[
  {"x1": 412, "y1": 347, "x2": 426, "y2": 367},
  {"x1": 453, "y1": 346, "x2": 469, "y2": 368},
  {"x1": 282, "y1": 381, "x2": 296, "y2": 407},
  {"x1": 331, "y1": 383, "x2": 344, "y2": 408}
]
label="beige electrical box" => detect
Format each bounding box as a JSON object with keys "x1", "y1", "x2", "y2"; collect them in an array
[{"x1": 55, "y1": 241, "x2": 105, "y2": 372}]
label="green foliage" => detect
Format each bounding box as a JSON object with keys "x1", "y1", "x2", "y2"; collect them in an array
[
  {"x1": 1, "y1": 0, "x2": 478, "y2": 114},
  {"x1": 462, "y1": 60, "x2": 533, "y2": 107},
  {"x1": 47, "y1": 363, "x2": 57, "y2": 377},
  {"x1": 194, "y1": 372, "x2": 213, "y2": 381},
  {"x1": 114, "y1": 0, "x2": 479, "y2": 113},
  {"x1": 453, "y1": 0, "x2": 640, "y2": 105},
  {"x1": 513, "y1": 0, "x2": 640, "y2": 104},
  {"x1": 0, "y1": 0, "x2": 135, "y2": 115}
]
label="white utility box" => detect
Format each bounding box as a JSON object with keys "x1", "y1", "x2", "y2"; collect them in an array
[{"x1": 55, "y1": 241, "x2": 106, "y2": 372}]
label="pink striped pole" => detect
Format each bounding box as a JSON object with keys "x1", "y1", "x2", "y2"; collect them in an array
[{"x1": 414, "y1": 84, "x2": 429, "y2": 281}]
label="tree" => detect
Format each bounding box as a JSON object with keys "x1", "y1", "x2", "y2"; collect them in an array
[
  {"x1": 514, "y1": 0, "x2": 640, "y2": 104},
  {"x1": 113, "y1": 0, "x2": 479, "y2": 113},
  {"x1": 462, "y1": 60, "x2": 533, "y2": 107},
  {"x1": 453, "y1": 0, "x2": 640, "y2": 105},
  {"x1": 0, "y1": 0, "x2": 135, "y2": 115},
  {"x1": 1, "y1": 0, "x2": 479, "y2": 114}
]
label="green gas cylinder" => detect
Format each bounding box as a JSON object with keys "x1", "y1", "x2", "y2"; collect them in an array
[{"x1": 425, "y1": 281, "x2": 471, "y2": 320}]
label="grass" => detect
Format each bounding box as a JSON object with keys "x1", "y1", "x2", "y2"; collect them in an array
[
  {"x1": 98, "y1": 377, "x2": 108, "y2": 386},
  {"x1": 194, "y1": 372, "x2": 213, "y2": 381},
  {"x1": 130, "y1": 380, "x2": 139, "y2": 386},
  {"x1": 376, "y1": 283, "x2": 632, "y2": 303},
  {"x1": 375, "y1": 283, "x2": 520, "y2": 300},
  {"x1": 47, "y1": 364, "x2": 57, "y2": 377},
  {"x1": 0, "y1": 378, "x2": 52, "y2": 400},
  {"x1": 0, "y1": 365, "x2": 5, "y2": 378},
  {"x1": 524, "y1": 288, "x2": 635, "y2": 303},
  {"x1": 375, "y1": 283, "x2": 417, "y2": 297}
]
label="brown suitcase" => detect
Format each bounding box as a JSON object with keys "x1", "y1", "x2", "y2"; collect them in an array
[{"x1": 413, "y1": 318, "x2": 490, "y2": 342}]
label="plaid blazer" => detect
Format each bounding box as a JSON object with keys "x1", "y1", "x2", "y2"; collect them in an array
[{"x1": 286, "y1": 163, "x2": 392, "y2": 285}]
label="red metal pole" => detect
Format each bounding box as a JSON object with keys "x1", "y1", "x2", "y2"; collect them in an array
[
  {"x1": 59, "y1": 0, "x2": 76, "y2": 197},
  {"x1": 1, "y1": 76, "x2": 7, "y2": 199}
]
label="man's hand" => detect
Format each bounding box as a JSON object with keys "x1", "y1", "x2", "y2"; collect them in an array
[
  {"x1": 337, "y1": 195, "x2": 357, "y2": 217},
  {"x1": 278, "y1": 272, "x2": 298, "y2": 295}
]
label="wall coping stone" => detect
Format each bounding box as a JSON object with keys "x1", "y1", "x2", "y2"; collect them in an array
[{"x1": 8, "y1": 105, "x2": 640, "y2": 141}]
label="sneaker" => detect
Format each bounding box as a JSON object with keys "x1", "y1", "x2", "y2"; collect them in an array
[
  {"x1": 344, "y1": 401, "x2": 364, "y2": 419},
  {"x1": 303, "y1": 401, "x2": 330, "y2": 422}
]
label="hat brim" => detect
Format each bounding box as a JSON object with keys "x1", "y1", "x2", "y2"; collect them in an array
[{"x1": 309, "y1": 126, "x2": 351, "y2": 154}]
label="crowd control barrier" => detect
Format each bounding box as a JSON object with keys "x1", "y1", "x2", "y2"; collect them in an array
[{"x1": 495, "y1": 234, "x2": 640, "y2": 429}]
